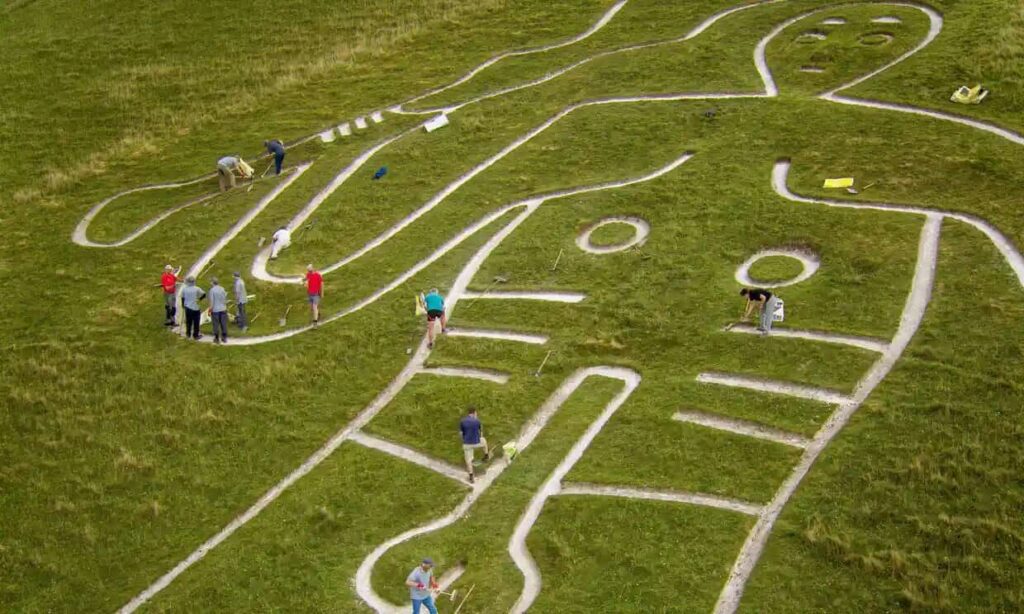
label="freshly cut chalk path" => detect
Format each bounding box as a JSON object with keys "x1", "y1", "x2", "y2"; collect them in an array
[
  {"x1": 697, "y1": 372, "x2": 851, "y2": 405},
  {"x1": 725, "y1": 323, "x2": 888, "y2": 353},
  {"x1": 559, "y1": 482, "x2": 763, "y2": 516},
  {"x1": 672, "y1": 410, "x2": 810, "y2": 449}
]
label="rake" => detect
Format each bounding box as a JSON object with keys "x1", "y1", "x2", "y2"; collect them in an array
[
  {"x1": 466, "y1": 274, "x2": 508, "y2": 309},
  {"x1": 294, "y1": 219, "x2": 316, "y2": 241}
]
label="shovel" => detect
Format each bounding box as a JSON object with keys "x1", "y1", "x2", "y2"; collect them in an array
[{"x1": 278, "y1": 305, "x2": 292, "y2": 327}]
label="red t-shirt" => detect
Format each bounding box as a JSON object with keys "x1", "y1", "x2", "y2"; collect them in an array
[
  {"x1": 161, "y1": 272, "x2": 178, "y2": 294},
  {"x1": 306, "y1": 271, "x2": 323, "y2": 295}
]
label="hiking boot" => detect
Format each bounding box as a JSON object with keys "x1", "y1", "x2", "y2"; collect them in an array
[
  {"x1": 427, "y1": 342, "x2": 434, "y2": 350},
  {"x1": 221, "y1": 337, "x2": 228, "y2": 343},
  {"x1": 468, "y1": 472, "x2": 475, "y2": 484},
  {"x1": 194, "y1": 334, "x2": 203, "y2": 341},
  {"x1": 483, "y1": 452, "x2": 491, "y2": 462},
  {"x1": 213, "y1": 338, "x2": 221, "y2": 345}
]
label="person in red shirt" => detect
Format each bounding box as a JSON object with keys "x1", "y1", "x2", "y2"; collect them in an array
[
  {"x1": 304, "y1": 264, "x2": 323, "y2": 326},
  {"x1": 160, "y1": 264, "x2": 181, "y2": 326}
]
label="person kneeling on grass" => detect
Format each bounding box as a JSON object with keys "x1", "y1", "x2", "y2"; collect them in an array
[
  {"x1": 460, "y1": 406, "x2": 490, "y2": 484},
  {"x1": 740, "y1": 287, "x2": 781, "y2": 334},
  {"x1": 423, "y1": 288, "x2": 447, "y2": 349},
  {"x1": 270, "y1": 226, "x2": 291, "y2": 259},
  {"x1": 406, "y1": 558, "x2": 439, "y2": 614}
]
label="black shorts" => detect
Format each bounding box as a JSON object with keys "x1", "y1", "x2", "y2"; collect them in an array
[{"x1": 427, "y1": 309, "x2": 444, "y2": 321}]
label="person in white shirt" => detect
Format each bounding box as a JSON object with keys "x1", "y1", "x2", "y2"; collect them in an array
[{"x1": 270, "y1": 226, "x2": 291, "y2": 259}]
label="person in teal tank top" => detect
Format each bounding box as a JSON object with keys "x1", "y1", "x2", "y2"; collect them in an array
[{"x1": 423, "y1": 288, "x2": 447, "y2": 349}]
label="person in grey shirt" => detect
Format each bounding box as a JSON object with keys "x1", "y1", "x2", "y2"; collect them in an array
[
  {"x1": 208, "y1": 277, "x2": 229, "y2": 344},
  {"x1": 180, "y1": 276, "x2": 206, "y2": 340},
  {"x1": 232, "y1": 272, "x2": 248, "y2": 331},
  {"x1": 405, "y1": 558, "x2": 438, "y2": 614}
]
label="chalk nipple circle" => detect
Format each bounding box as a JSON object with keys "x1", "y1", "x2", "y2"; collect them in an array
[
  {"x1": 735, "y1": 249, "x2": 820, "y2": 288},
  {"x1": 576, "y1": 216, "x2": 651, "y2": 254}
]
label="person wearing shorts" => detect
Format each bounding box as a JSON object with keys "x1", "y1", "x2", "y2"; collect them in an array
[
  {"x1": 423, "y1": 288, "x2": 447, "y2": 349},
  {"x1": 305, "y1": 264, "x2": 323, "y2": 326},
  {"x1": 459, "y1": 407, "x2": 490, "y2": 483},
  {"x1": 740, "y1": 287, "x2": 781, "y2": 334}
]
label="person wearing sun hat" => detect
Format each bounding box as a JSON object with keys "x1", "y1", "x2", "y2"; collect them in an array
[
  {"x1": 160, "y1": 264, "x2": 181, "y2": 326},
  {"x1": 405, "y1": 557, "x2": 439, "y2": 614}
]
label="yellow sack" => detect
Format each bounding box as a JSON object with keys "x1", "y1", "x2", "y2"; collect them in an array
[
  {"x1": 950, "y1": 84, "x2": 988, "y2": 105},
  {"x1": 823, "y1": 177, "x2": 854, "y2": 189},
  {"x1": 415, "y1": 293, "x2": 426, "y2": 316}
]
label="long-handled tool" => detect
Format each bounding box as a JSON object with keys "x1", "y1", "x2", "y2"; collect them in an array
[
  {"x1": 534, "y1": 350, "x2": 553, "y2": 378},
  {"x1": 550, "y1": 248, "x2": 564, "y2": 272},
  {"x1": 294, "y1": 219, "x2": 316, "y2": 241},
  {"x1": 466, "y1": 274, "x2": 508, "y2": 309},
  {"x1": 197, "y1": 260, "x2": 215, "y2": 279},
  {"x1": 846, "y1": 181, "x2": 876, "y2": 195},
  {"x1": 432, "y1": 588, "x2": 459, "y2": 602},
  {"x1": 453, "y1": 584, "x2": 475, "y2": 614},
  {"x1": 278, "y1": 305, "x2": 292, "y2": 327}
]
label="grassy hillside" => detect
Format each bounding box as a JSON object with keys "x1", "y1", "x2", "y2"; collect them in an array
[{"x1": 1, "y1": 0, "x2": 1023, "y2": 611}]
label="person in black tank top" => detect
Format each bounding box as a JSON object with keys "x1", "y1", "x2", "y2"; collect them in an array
[{"x1": 739, "y1": 288, "x2": 778, "y2": 333}]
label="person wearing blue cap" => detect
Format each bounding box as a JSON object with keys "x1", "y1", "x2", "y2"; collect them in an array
[{"x1": 405, "y1": 558, "x2": 439, "y2": 613}]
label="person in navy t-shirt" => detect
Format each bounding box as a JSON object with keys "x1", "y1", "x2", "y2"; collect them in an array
[{"x1": 459, "y1": 407, "x2": 490, "y2": 483}]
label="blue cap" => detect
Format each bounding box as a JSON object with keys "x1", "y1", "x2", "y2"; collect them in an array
[{"x1": 422, "y1": 558, "x2": 434, "y2": 565}]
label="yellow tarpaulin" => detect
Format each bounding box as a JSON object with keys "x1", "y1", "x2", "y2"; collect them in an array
[
  {"x1": 823, "y1": 177, "x2": 854, "y2": 188},
  {"x1": 950, "y1": 84, "x2": 988, "y2": 105},
  {"x1": 415, "y1": 293, "x2": 426, "y2": 316}
]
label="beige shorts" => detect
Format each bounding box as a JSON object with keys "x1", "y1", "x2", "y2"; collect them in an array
[{"x1": 462, "y1": 438, "x2": 488, "y2": 463}]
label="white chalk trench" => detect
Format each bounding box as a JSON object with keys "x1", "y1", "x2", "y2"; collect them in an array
[
  {"x1": 734, "y1": 248, "x2": 820, "y2": 288},
  {"x1": 575, "y1": 216, "x2": 651, "y2": 254}
]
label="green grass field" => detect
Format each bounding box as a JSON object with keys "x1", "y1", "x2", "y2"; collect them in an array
[{"x1": 2, "y1": 0, "x2": 1023, "y2": 612}]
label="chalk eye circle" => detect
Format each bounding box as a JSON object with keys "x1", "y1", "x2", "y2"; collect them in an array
[
  {"x1": 576, "y1": 217, "x2": 651, "y2": 254},
  {"x1": 735, "y1": 249, "x2": 820, "y2": 288}
]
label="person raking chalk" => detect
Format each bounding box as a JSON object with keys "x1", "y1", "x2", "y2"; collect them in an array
[
  {"x1": 423, "y1": 288, "x2": 447, "y2": 349},
  {"x1": 405, "y1": 558, "x2": 440, "y2": 614},
  {"x1": 739, "y1": 287, "x2": 781, "y2": 335},
  {"x1": 264, "y1": 139, "x2": 286, "y2": 175},
  {"x1": 460, "y1": 406, "x2": 491, "y2": 484}
]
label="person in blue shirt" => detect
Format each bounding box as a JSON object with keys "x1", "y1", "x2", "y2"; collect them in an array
[
  {"x1": 459, "y1": 407, "x2": 490, "y2": 483},
  {"x1": 264, "y1": 139, "x2": 286, "y2": 175},
  {"x1": 423, "y1": 287, "x2": 448, "y2": 349},
  {"x1": 405, "y1": 558, "x2": 438, "y2": 614}
]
